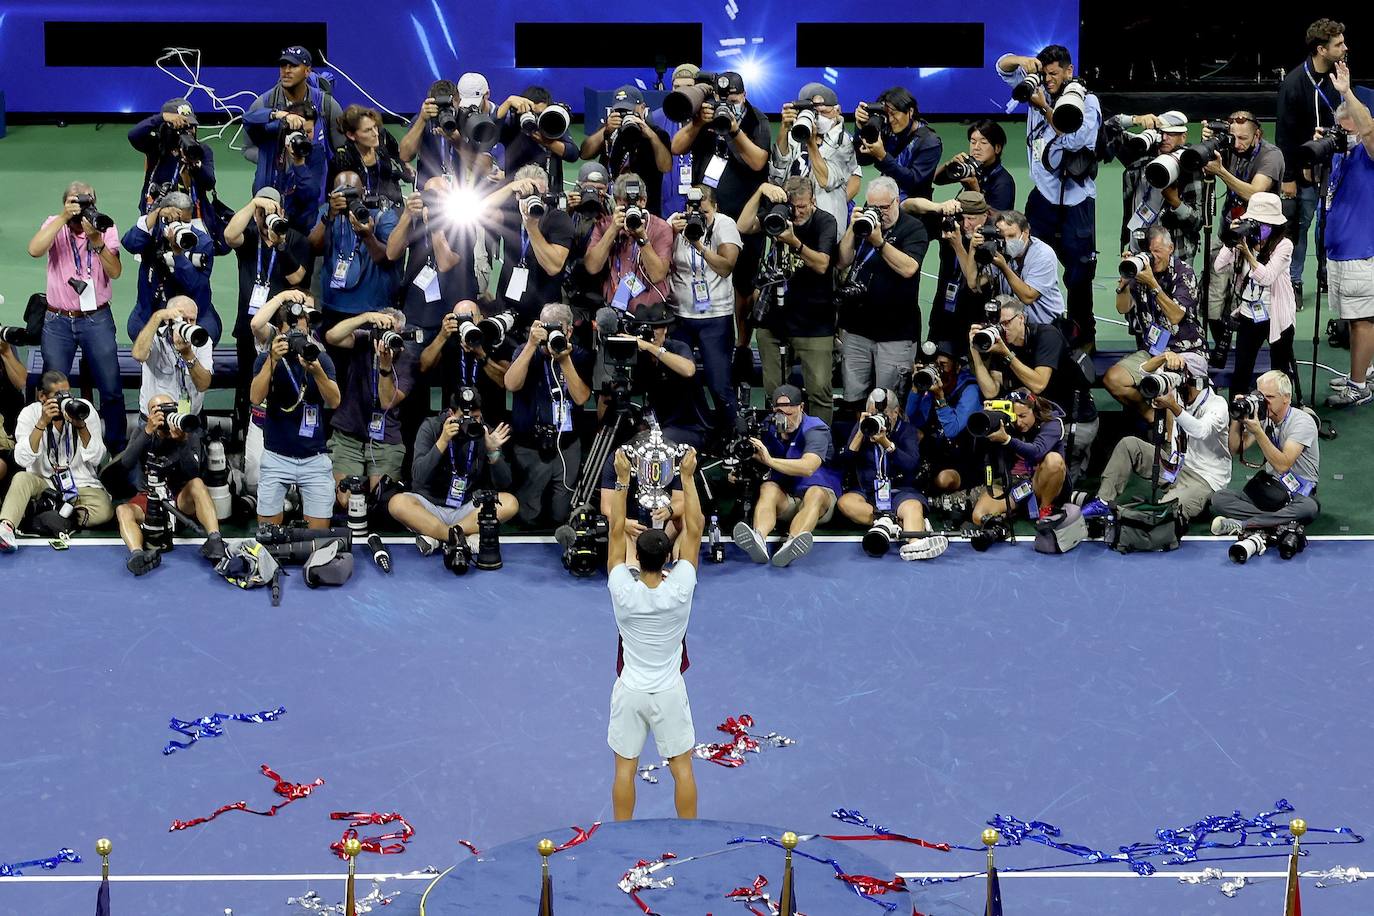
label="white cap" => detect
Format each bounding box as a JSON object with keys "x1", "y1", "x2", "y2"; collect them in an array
[
  {"x1": 1157, "y1": 110, "x2": 1189, "y2": 133},
  {"x1": 458, "y1": 72, "x2": 489, "y2": 106}
]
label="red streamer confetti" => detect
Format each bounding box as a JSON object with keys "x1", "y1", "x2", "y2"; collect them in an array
[
  {"x1": 456, "y1": 840, "x2": 481, "y2": 856},
  {"x1": 329, "y1": 811, "x2": 415, "y2": 857},
  {"x1": 724, "y1": 873, "x2": 810, "y2": 915},
  {"x1": 837, "y1": 873, "x2": 911, "y2": 896},
  {"x1": 822, "y1": 832, "x2": 952, "y2": 852},
  {"x1": 639, "y1": 713, "x2": 795, "y2": 783},
  {"x1": 553, "y1": 822, "x2": 601, "y2": 852},
  {"x1": 168, "y1": 764, "x2": 323, "y2": 832},
  {"x1": 618, "y1": 852, "x2": 676, "y2": 915}
]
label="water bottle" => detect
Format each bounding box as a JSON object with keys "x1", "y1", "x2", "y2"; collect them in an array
[{"x1": 708, "y1": 514, "x2": 725, "y2": 563}]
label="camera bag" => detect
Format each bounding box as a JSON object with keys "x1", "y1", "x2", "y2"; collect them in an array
[
  {"x1": 1034, "y1": 503, "x2": 1087, "y2": 554},
  {"x1": 302, "y1": 538, "x2": 354, "y2": 587},
  {"x1": 1107, "y1": 498, "x2": 1180, "y2": 553}
]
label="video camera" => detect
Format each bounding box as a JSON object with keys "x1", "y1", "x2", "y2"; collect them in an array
[
  {"x1": 559, "y1": 504, "x2": 610, "y2": 577},
  {"x1": 967, "y1": 399, "x2": 1016, "y2": 437}
]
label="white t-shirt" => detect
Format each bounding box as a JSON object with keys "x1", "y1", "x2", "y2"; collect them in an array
[
  {"x1": 670, "y1": 213, "x2": 742, "y2": 321},
  {"x1": 139, "y1": 334, "x2": 213, "y2": 417},
  {"x1": 609, "y1": 562, "x2": 697, "y2": 693}
]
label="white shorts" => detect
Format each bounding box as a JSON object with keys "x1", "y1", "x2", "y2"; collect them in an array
[
  {"x1": 404, "y1": 491, "x2": 478, "y2": 528},
  {"x1": 607, "y1": 677, "x2": 695, "y2": 761},
  {"x1": 1330, "y1": 257, "x2": 1374, "y2": 320}
]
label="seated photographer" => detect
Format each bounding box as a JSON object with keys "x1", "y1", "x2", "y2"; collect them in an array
[
  {"x1": 1212, "y1": 370, "x2": 1320, "y2": 533},
  {"x1": 836, "y1": 176, "x2": 927, "y2": 411},
  {"x1": 1212, "y1": 192, "x2": 1298, "y2": 398},
  {"x1": 496, "y1": 85, "x2": 579, "y2": 193},
  {"x1": 738, "y1": 177, "x2": 838, "y2": 422},
  {"x1": 969, "y1": 388, "x2": 1067, "y2": 524},
  {"x1": 504, "y1": 304, "x2": 593, "y2": 526},
  {"x1": 111, "y1": 394, "x2": 224, "y2": 576},
  {"x1": 249, "y1": 304, "x2": 340, "y2": 530},
  {"x1": 329, "y1": 104, "x2": 408, "y2": 208},
  {"x1": 969, "y1": 296, "x2": 1098, "y2": 484},
  {"x1": 584, "y1": 173, "x2": 674, "y2": 315},
  {"x1": 600, "y1": 302, "x2": 711, "y2": 449},
  {"x1": 389, "y1": 386, "x2": 518, "y2": 559},
  {"x1": 666, "y1": 185, "x2": 742, "y2": 432},
  {"x1": 854, "y1": 87, "x2": 943, "y2": 202},
  {"x1": 1106, "y1": 224, "x2": 1207, "y2": 417},
  {"x1": 484, "y1": 164, "x2": 574, "y2": 326},
  {"x1": 732, "y1": 384, "x2": 841, "y2": 568},
  {"x1": 1324, "y1": 72, "x2": 1374, "y2": 409},
  {"x1": 772, "y1": 83, "x2": 858, "y2": 231},
  {"x1": 0, "y1": 338, "x2": 26, "y2": 488},
  {"x1": 837, "y1": 388, "x2": 948, "y2": 561},
  {"x1": 132, "y1": 296, "x2": 212, "y2": 426},
  {"x1": 932, "y1": 190, "x2": 999, "y2": 349},
  {"x1": 932, "y1": 120, "x2": 1016, "y2": 211},
  {"x1": 1114, "y1": 111, "x2": 1203, "y2": 262},
  {"x1": 580, "y1": 86, "x2": 672, "y2": 215},
  {"x1": 128, "y1": 99, "x2": 217, "y2": 227},
  {"x1": 121, "y1": 191, "x2": 219, "y2": 345},
  {"x1": 308, "y1": 171, "x2": 400, "y2": 324},
  {"x1": 904, "y1": 341, "x2": 984, "y2": 491},
  {"x1": 28, "y1": 181, "x2": 126, "y2": 454},
  {"x1": 987, "y1": 209, "x2": 1065, "y2": 325},
  {"x1": 324, "y1": 309, "x2": 416, "y2": 504},
  {"x1": 1081, "y1": 363, "x2": 1230, "y2": 525},
  {"x1": 0, "y1": 371, "x2": 110, "y2": 550}
]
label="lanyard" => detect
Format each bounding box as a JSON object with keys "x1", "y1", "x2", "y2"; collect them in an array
[
  {"x1": 447, "y1": 438, "x2": 478, "y2": 476},
  {"x1": 370, "y1": 352, "x2": 397, "y2": 413},
  {"x1": 1304, "y1": 62, "x2": 1339, "y2": 121},
  {"x1": 519, "y1": 226, "x2": 531, "y2": 267},
  {"x1": 279, "y1": 358, "x2": 307, "y2": 412},
  {"x1": 457, "y1": 351, "x2": 478, "y2": 386},
  {"x1": 69, "y1": 231, "x2": 93, "y2": 280},
  {"x1": 853, "y1": 240, "x2": 881, "y2": 275},
  {"x1": 46, "y1": 423, "x2": 75, "y2": 468},
  {"x1": 542, "y1": 358, "x2": 567, "y2": 423},
  {"x1": 614, "y1": 241, "x2": 643, "y2": 284},
  {"x1": 1267, "y1": 407, "x2": 1289, "y2": 448},
  {"x1": 872, "y1": 443, "x2": 888, "y2": 480},
  {"x1": 256, "y1": 239, "x2": 278, "y2": 285},
  {"x1": 332, "y1": 219, "x2": 362, "y2": 265},
  {"x1": 688, "y1": 243, "x2": 705, "y2": 280}
]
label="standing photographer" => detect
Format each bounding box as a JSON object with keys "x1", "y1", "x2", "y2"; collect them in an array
[
  {"x1": 651, "y1": 63, "x2": 702, "y2": 218},
  {"x1": 1322, "y1": 62, "x2": 1374, "y2": 409},
  {"x1": 854, "y1": 87, "x2": 942, "y2": 203},
  {"x1": 121, "y1": 191, "x2": 219, "y2": 345},
  {"x1": 243, "y1": 47, "x2": 343, "y2": 215},
  {"x1": 0, "y1": 371, "x2": 110, "y2": 551},
  {"x1": 1115, "y1": 111, "x2": 1203, "y2": 262},
  {"x1": 329, "y1": 104, "x2": 409, "y2": 208},
  {"x1": 308, "y1": 172, "x2": 400, "y2": 325},
  {"x1": 1212, "y1": 370, "x2": 1320, "y2": 533},
  {"x1": 484, "y1": 164, "x2": 574, "y2": 326},
  {"x1": 969, "y1": 388, "x2": 1067, "y2": 524},
  {"x1": 111, "y1": 393, "x2": 223, "y2": 576},
  {"x1": 128, "y1": 99, "x2": 218, "y2": 231},
  {"x1": 996, "y1": 46, "x2": 1102, "y2": 347},
  {"x1": 584, "y1": 173, "x2": 674, "y2": 316},
  {"x1": 581, "y1": 86, "x2": 673, "y2": 215},
  {"x1": 131, "y1": 296, "x2": 212, "y2": 424},
  {"x1": 496, "y1": 85, "x2": 580, "y2": 194},
  {"x1": 933, "y1": 120, "x2": 1016, "y2": 211},
  {"x1": 987, "y1": 209, "x2": 1067, "y2": 325},
  {"x1": 773, "y1": 83, "x2": 857, "y2": 230},
  {"x1": 930, "y1": 190, "x2": 998, "y2": 349}
]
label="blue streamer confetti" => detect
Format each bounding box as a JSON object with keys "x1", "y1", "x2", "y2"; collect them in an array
[
  {"x1": 163, "y1": 706, "x2": 287, "y2": 755},
  {"x1": 729, "y1": 835, "x2": 900, "y2": 912},
  {"x1": 0, "y1": 848, "x2": 81, "y2": 877}
]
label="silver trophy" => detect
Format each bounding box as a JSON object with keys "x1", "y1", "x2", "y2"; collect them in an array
[{"x1": 620, "y1": 421, "x2": 689, "y2": 529}]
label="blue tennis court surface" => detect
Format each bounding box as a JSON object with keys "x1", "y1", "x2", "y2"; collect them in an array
[{"x1": 1, "y1": 539, "x2": 1370, "y2": 914}]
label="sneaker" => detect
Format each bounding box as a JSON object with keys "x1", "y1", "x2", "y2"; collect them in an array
[
  {"x1": 1330, "y1": 363, "x2": 1374, "y2": 390},
  {"x1": 416, "y1": 535, "x2": 441, "y2": 556},
  {"x1": 1037, "y1": 502, "x2": 1055, "y2": 521},
  {"x1": 1293, "y1": 279, "x2": 1304, "y2": 310},
  {"x1": 770, "y1": 531, "x2": 814, "y2": 568},
  {"x1": 200, "y1": 532, "x2": 226, "y2": 562},
  {"x1": 732, "y1": 522, "x2": 769, "y2": 564},
  {"x1": 126, "y1": 549, "x2": 162, "y2": 576},
  {"x1": 0, "y1": 520, "x2": 16, "y2": 553},
  {"x1": 1080, "y1": 498, "x2": 1113, "y2": 519},
  {"x1": 900, "y1": 535, "x2": 949, "y2": 561},
  {"x1": 1210, "y1": 516, "x2": 1243, "y2": 537},
  {"x1": 1325, "y1": 381, "x2": 1374, "y2": 409}
]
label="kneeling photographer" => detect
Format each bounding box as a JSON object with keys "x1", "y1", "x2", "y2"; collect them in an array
[
  {"x1": 968, "y1": 388, "x2": 1067, "y2": 530},
  {"x1": 132, "y1": 296, "x2": 213, "y2": 426},
  {"x1": 110, "y1": 394, "x2": 224, "y2": 576},
  {"x1": 0, "y1": 371, "x2": 110, "y2": 551},
  {"x1": 1081, "y1": 362, "x2": 1230, "y2": 525},
  {"x1": 837, "y1": 388, "x2": 948, "y2": 561},
  {"x1": 1211, "y1": 370, "x2": 1320, "y2": 535},
  {"x1": 732, "y1": 384, "x2": 841, "y2": 568},
  {"x1": 904, "y1": 341, "x2": 984, "y2": 492},
  {"x1": 597, "y1": 302, "x2": 711, "y2": 450},
  {"x1": 389, "y1": 386, "x2": 517, "y2": 572},
  {"x1": 121, "y1": 191, "x2": 219, "y2": 345}
]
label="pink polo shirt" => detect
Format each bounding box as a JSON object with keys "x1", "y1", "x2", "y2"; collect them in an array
[
  {"x1": 590, "y1": 214, "x2": 674, "y2": 314},
  {"x1": 42, "y1": 216, "x2": 121, "y2": 312}
]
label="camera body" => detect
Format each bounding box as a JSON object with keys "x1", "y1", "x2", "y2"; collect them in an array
[
  {"x1": 151, "y1": 399, "x2": 200, "y2": 435},
  {"x1": 1179, "y1": 120, "x2": 1232, "y2": 171},
  {"x1": 1300, "y1": 126, "x2": 1349, "y2": 166},
  {"x1": 369, "y1": 325, "x2": 424, "y2": 352},
  {"x1": 970, "y1": 514, "x2": 1013, "y2": 551},
  {"x1": 945, "y1": 157, "x2": 978, "y2": 182},
  {"x1": 161, "y1": 317, "x2": 209, "y2": 349},
  {"x1": 335, "y1": 186, "x2": 374, "y2": 223},
  {"x1": 285, "y1": 329, "x2": 320, "y2": 363},
  {"x1": 1219, "y1": 218, "x2": 1262, "y2": 249},
  {"x1": 52, "y1": 390, "x2": 92, "y2": 424},
  {"x1": 967, "y1": 400, "x2": 1016, "y2": 438},
  {"x1": 1230, "y1": 391, "x2": 1266, "y2": 422},
  {"x1": 575, "y1": 186, "x2": 608, "y2": 217},
  {"x1": 72, "y1": 193, "x2": 114, "y2": 233},
  {"x1": 852, "y1": 206, "x2": 882, "y2": 240},
  {"x1": 970, "y1": 323, "x2": 1002, "y2": 354},
  {"x1": 285, "y1": 131, "x2": 314, "y2": 160},
  {"x1": 858, "y1": 104, "x2": 887, "y2": 144},
  {"x1": 972, "y1": 224, "x2": 1005, "y2": 266},
  {"x1": 683, "y1": 189, "x2": 708, "y2": 243}
]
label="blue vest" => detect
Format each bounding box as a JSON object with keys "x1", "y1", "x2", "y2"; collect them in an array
[{"x1": 768, "y1": 413, "x2": 842, "y2": 495}]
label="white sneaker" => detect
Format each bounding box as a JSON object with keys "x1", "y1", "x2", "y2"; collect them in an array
[
  {"x1": 1325, "y1": 381, "x2": 1374, "y2": 409},
  {"x1": 770, "y1": 531, "x2": 814, "y2": 567},
  {"x1": 416, "y1": 535, "x2": 441, "y2": 556},
  {"x1": 732, "y1": 522, "x2": 769, "y2": 563},
  {"x1": 1211, "y1": 516, "x2": 1243, "y2": 537},
  {"x1": 900, "y1": 535, "x2": 949, "y2": 560},
  {"x1": 0, "y1": 520, "x2": 15, "y2": 553},
  {"x1": 1330, "y1": 363, "x2": 1374, "y2": 390}
]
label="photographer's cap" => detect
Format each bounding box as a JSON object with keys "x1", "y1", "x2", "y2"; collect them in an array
[
  {"x1": 1157, "y1": 110, "x2": 1189, "y2": 133},
  {"x1": 629, "y1": 301, "x2": 674, "y2": 327},
  {"x1": 279, "y1": 46, "x2": 313, "y2": 67},
  {"x1": 256, "y1": 187, "x2": 283, "y2": 205},
  {"x1": 772, "y1": 384, "x2": 803, "y2": 407},
  {"x1": 718, "y1": 71, "x2": 746, "y2": 94},
  {"x1": 161, "y1": 98, "x2": 198, "y2": 126},
  {"x1": 955, "y1": 190, "x2": 988, "y2": 215},
  {"x1": 933, "y1": 340, "x2": 961, "y2": 360},
  {"x1": 578, "y1": 161, "x2": 609, "y2": 185},
  {"x1": 672, "y1": 63, "x2": 700, "y2": 83},
  {"x1": 610, "y1": 85, "x2": 645, "y2": 112},
  {"x1": 797, "y1": 82, "x2": 838, "y2": 106},
  {"x1": 458, "y1": 72, "x2": 490, "y2": 106},
  {"x1": 1242, "y1": 191, "x2": 1287, "y2": 226}
]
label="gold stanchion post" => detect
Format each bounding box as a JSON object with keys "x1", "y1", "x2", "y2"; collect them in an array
[{"x1": 344, "y1": 836, "x2": 361, "y2": 916}]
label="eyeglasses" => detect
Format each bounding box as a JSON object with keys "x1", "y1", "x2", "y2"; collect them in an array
[
  {"x1": 1228, "y1": 116, "x2": 1256, "y2": 125},
  {"x1": 997, "y1": 315, "x2": 1021, "y2": 329}
]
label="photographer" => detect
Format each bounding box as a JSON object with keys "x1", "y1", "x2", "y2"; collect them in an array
[
  {"x1": 1276, "y1": 19, "x2": 1347, "y2": 299},
  {"x1": 389, "y1": 387, "x2": 518, "y2": 554},
  {"x1": 419, "y1": 300, "x2": 513, "y2": 431},
  {"x1": 987, "y1": 209, "x2": 1066, "y2": 326},
  {"x1": 835, "y1": 176, "x2": 927, "y2": 409},
  {"x1": 773, "y1": 83, "x2": 858, "y2": 230},
  {"x1": 308, "y1": 171, "x2": 400, "y2": 324},
  {"x1": 738, "y1": 177, "x2": 838, "y2": 422},
  {"x1": 503, "y1": 303, "x2": 592, "y2": 526},
  {"x1": 131, "y1": 296, "x2": 212, "y2": 425},
  {"x1": 111, "y1": 393, "x2": 224, "y2": 576},
  {"x1": 564, "y1": 162, "x2": 614, "y2": 326},
  {"x1": 854, "y1": 87, "x2": 943, "y2": 203},
  {"x1": 485, "y1": 164, "x2": 574, "y2": 325},
  {"x1": 837, "y1": 388, "x2": 948, "y2": 560},
  {"x1": 1212, "y1": 370, "x2": 1320, "y2": 533},
  {"x1": 1115, "y1": 111, "x2": 1203, "y2": 262},
  {"x1": 667, "y1": 185, "x2": 741, "y2": 431},
  {"x1": 27, "y1": 181, "x2": 125, "y2": 453},
  {"x1": 904, "y1": 341, "x2": 984, "y2": 491},
  {"x1": 581, "y1": 86, "x2": 673, "y2": 214},
  {"x1": 1212, "y1": 192, "x2": 1298, "y2": 398},
  {"x1": 496, "y1": 85, "x2": 580, "y2": 193},
  {"x1": 1323, "y1": 63, "x2": 1374, "y2": 409},
  {"x1": 0, "y1": 339, "x2": 24, "y2": 491},
  {"x1": 121, "y1": 191, "x2": 219, "y2": 344},
  {"x1": 600, "y1": 303, "x2": 711, "y2": 449},
  {"x1": 651, "y1": 63, "x2": 702, "y2": 218},
  {"x1": 996, "y1": 45, "x2": 1101, "y2": 347},
  {"x1": 930, "y1": 191, "x2": 998, "y2": 347},
  {"x1": 324, "y1": 309, "x2": 416, "y2": 503},
  {"x1": 128, "y1": 98, "x2": 217, "y2": 227},
  {"x1": 249, "y1": 303, "x2": 340, "y2": 529},
  {"x1": 732, "y1": 384, "x2": 841, "y2": 568},
  {"x1": 1081, "y1": 363, "x2": 1229, "y2": 525},
  {"x1": 584, "y1": 173, "x2": 674, "y2": 315},
  {"x1": 969, "y1": 388, "x2": 1067, "y2": 524},
  {"x1": 969, "y1": 296, "x2": 1098, "y2": 484},
  {"x1": 933, "y1": 120, "x2": 1016, "y2": 211},
  {"x1": 329, "y1": 104, "x2": 409, "y2": 208},
  {"x1": 1106, "y1": 224, "x2": 1207, "y2": 417},
  {"x1": 0, "y1": 371, "x2": 110, "y2": 551}
]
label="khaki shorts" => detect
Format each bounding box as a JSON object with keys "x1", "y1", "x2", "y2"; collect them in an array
[
  {"x1": 329, "y1": 430, "x2": 406, "y2": 479},
  {"x1": 607, "y1": 677, "x2": 695, "y2": 760},
  {"x1": 777, "y1": 486, "x2": 837, "y2": 526},
  {"x1": 1331, "y1": 257, "x2": 1374, "y2": 320},
  {"x1": 1113, "y1": 348, "x2": 1210, "y2": 383}
]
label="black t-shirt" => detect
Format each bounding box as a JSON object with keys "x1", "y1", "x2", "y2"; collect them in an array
[
  {"x1": 490, "y1": 207, "x2": 576, "y2": 326},
  {"x1": 632, "y1": 339, "x2": 712, "y2": 435},
  {"x1": 232, "y1": 222, "x2": 313, "y2": 340},
  {"x1": 686, "y1": 103, "x2": 772, "y2": 218},
  {"x1": 839, "y1": 211, "x2": 929, "y2": 342},
  {"x1": 399, "y1": 219, "x2": 475, "y2": 333},
  {"x1": 600, "y1": 123, "x2": 673, "y2": 215},
  {"x1": 499, "y1": 117, "x2": 572, "y2": 193},
  {"x1": 1011, "y1": 322, "x2": 1097, "y2": 421},
  {"x1": 770, "y1": 209, "x2": 838, "y2": 338}
]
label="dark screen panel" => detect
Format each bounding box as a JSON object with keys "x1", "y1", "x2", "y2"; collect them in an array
[
  {"x1": 795, "y1": 23, "x2": 984, "y2": 68},
  {"x1": 44, "y1": 22, "x2": 328, "y2": 67},
  {"x1": 514, "y1": 23, "x2": 701, "y2": 69}
]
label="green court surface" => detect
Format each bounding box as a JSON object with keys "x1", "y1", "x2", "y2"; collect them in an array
[{"x1": 0, "y1": 119, "x2": 1366, "y2": 534}]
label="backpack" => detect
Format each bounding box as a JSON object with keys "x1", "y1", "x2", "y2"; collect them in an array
[
  {"x1": 216, "y1": 539, "x2": 283, "y2": 605},
  {"x1": 1107, "y1": 498, "x2": 1181, "y2": 553},
  {"x1": 1034, "y1": 504, "x2": 1088, "y2": 554}
]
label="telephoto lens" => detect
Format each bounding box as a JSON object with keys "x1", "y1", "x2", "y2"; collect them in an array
[
  {"x1": 286, "y1": 330, "x2": 320, "y2": 362},
  {"x1": 538, "y1": 104, "x2": 570, "y2": 137},
  {"x1": 53, "y1": 391, "x2": 91, "y2": 423},
  {"x1": 1119, "y1": 253, "x2": 1151, "y2": 280},
  {"x1": 0, "y1": 326, "x2": 34, "y2": 345},
  {"x1": 761, "y1": 201, "x2": 791, "y2": 237},
  {"x1": 1011, "y1": 72, "x2": 1042, "y2": 103},
  {"x1": 459, "y1": 319, "x2": 484, "y2": 349},
  {"x1": 1051, "y1": 80, "x2": 1089, "y2": 133},
  {"x1": 544, "y1": 323, "x2": 570, "y2": 355},
  {"x1": 167, "y1": 221, "x2": 199, "y2": 250},
  {"x1": 945, "y1": 157, "x2": 977, "y2": 181},
  {"x1": 519, "y1": 111, "x2": 539, "y2": 135},
  {"x1": 790, "y1": 109, "x2": 816, "y2": 144},
  {"x1": 966, "y1": 408, "x2": 1009, "y2": 438},
  {"x1": 479, "y1": 311, "x2": 516, "y2": 348},
  {"x1": 204, "y1": 436, "x2": 232, "y2": 521},
  {"x1": 169, "y1": 319, "x2": 210, "y2": 348},
  {"x1": 852, "y1": 207, "x2": 881, "y2": 239},
  {"x1": 862, "y1": 515, "x2": 902, "y2": 557},
  {"x1": 912, "y1": 366, "x2": 940, "y2": 392},
  {"x1": 1136, "y1": 371, "x2": 1183, "y2": 400},
  {"x1": 970, "y1": 325, "x2": 1001, "y2": 353},
  {"x1": 264, "y1": 213, "x2": 289, "y2": 235},
  {"x1": 524, "y1": 196, "x2": 547, "y2": 219},
  {"x1": 859, "y1": 413, "x2": 887, "y2": 437},
  {"x1": 1144, "y1": 150, "x2": 1182, "y2": 190},
  {"x1": 1228, "y1": 531, "x2": 1267, "y2": 564},
  {"x1": 623, "y1": 206, "x2": 646, "y2": 233},
  {"x1": 969, "y1": 515, "x2": 1012, "y2": 551}
]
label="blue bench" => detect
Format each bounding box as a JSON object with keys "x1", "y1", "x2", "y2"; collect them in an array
[{"x1": 25, "y1": 346, "x2": 242, "y2": 401}]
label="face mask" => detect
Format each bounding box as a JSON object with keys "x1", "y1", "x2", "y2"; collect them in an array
[
  {"x1": 1004, "y1": 236, "x2": 1028, "y2": 259},
  {"x1": 1258, "y1": 225, "x2": 1273, "y2": 243},
  {"x1": 816, "y1": 114, "x2": 837, "y2": 135}
]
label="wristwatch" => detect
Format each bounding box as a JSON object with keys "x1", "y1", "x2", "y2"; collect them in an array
[
  {"x1": 379, "y1": 368, "x2": 394, "y2": 377},
  {"x1": 656, "y1": 346, "x2": 667, "y2": 358},
  {"x1": 614, "y1": 480, "x2": 631, "y2": 491}
]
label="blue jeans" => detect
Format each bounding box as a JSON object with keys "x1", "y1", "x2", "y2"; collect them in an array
[
  {"x1": 40, "y1": 308, "x2": 126, "y2": 452},
  {"x1": 1026, "y1": 190, "x2": 1098, "y2": 345},
  {"x1": 671, "y1": 315, "x2": 736, "y2": 432},
  {"x1": 1288, "y1": 185, "x2": 1320, "y2": 287}
]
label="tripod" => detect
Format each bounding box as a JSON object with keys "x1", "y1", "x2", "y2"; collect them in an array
[
  {"x1": 1198, "y1": 175, "x2": 1217, "y2": 351},
  {"x1": 1308, "y1": 156, "x2": 1338, "y2": 439}
]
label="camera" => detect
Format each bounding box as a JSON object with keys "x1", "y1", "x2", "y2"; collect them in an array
[
  {"x1": 970, "y1": 324, "x2": 1002, "y2": 353},
  {"x1": 790, "y1": 108, "x2": 818, "y2": 145},
  {"x1": 459, "y1": 106, "x2": 498, "y2": 151},
  {"x1": 852, "y1": 206, "x2": 882, "y2": 239},
  {"x1": 1144, "y1": 150, "x2": 1183, "y2": 189},
  {"x1": 531, "y1": 102, "x2": 568, "y2": 138},
  {"x1": 1229, "y1": 391, "x2": 1265, "y2": 422},
  {"x1": 285, "y1": 131, "x2": 313, "y2": 160},
  {"x1": 1219, "y1": 217, "x2": 1262, "y2": 249},
  {"x1": 1122, "y1": 127, "x2": 1163, "y2": 160},
  {"x1": 166, "y1": 221, "x2": 198, "y2": 251},
  {"x1": 912, "y1": 365, "x2": 940, "y2": 393},
  {"x1": 859, "y1": 413, "x2": 888, "y2": 438},
  {"x1": 140, "y1": 454, "x2": 178, "y2": 552},
  {"x1": 836, "y1": 275, "x2": 868, "y2": 307},
  {"x1": 968, "y1": 400, "x2": 1015, "y2": 437},
  {"x1": 761, "y1": 200, "x2": 791, "y2": 237},
  {"x1": 519, "y1": 111, "x2": 539, "y2": 135},
  {"x1": 286, "y1": 329, "x2": 320, "y2": 363},
  {"x1": 257, "y1": 523, "x2": 353, "y2": 565},
  {"x1": 623, "y1": 204, "x2": 646, "y2": 233},
  {"x1": 945, "y1": 157, "x2": 978, "y2": 182},
  {"x1": 574, "y1": 186, "x2": 608, "y2": 216},
  {"x1": 1300, "y1": 127, "x2": 1349, "y2": 166},
  {"x1": 72, "y1": 193, "x2": 114, "y2": 233},
  {"x1": 972, "y1": 226, "x2": 1005, "y2": 266},
  {"x1": 522, "y1": 194, "x2": 548, "y2": 219},
  {"x1": 338, "y1": 475, "x2": 370, "y2": 538},
  {"x1": 683, "y1": 192, "x2": 708, "y2": 243},
  {"x1": 1136, "y1": 370, "x2": 1183, "y2": 400},
  {"x1": 862, "y1": 514, "x2": 902, "y2": 557},
  {"x1": 1271, "y1": 521, "x2": 1307, "y2": 560},
  {"x1": 264, "y1": 212, "x2": 289, "y2": 236},
  {"x1": 1051, "y1": 79, "x2": 1090, "y2": 133},
  {"x1": 1228, "y1": 531, "x2": 1267, "y2": 564},
  {"x1": 432, "y1": 94, "x2": 461, "y2": 133},
  {"x1": 476, "y1": 311, "x2": 515, "y2": 349},
  {"x1": 543, "y1": 322, "x2": 570, "y2": 355},
  {"x1": 1011, "y1": 72, "x2": 1043, "y2": 104},
  {"x1": 335, "y1": 187, "x2": 372, "y2": 223},
  {"x1": 1119, "y1": 252, "x2": 1151, "y2": 280},
  {"x1": 707, "y1": 102, "x2": 740, "y2": 133},
  {"x1": 940, "y1": 213, "x2": 960, "y2": 235},
  {"x1": 0, "y1": 326, "x2": 35, "y2": 346},
  {"x1": 449, "y1": 391, "x2": 486, "y2": 441},
  {"x1": 52, "y1": 390, "x2": 91, "y2": 423},
  {"x1": 370, "y1": 325, "x2": 424, "y2": 352},
  {"x1": 283, "y1": 298, "x2": 319, "y2": 324},
  {"x1": 161, "y1": 318, "x2": 210, "y2": 349},
  {"x1": 858, "y1": 104, "x2": 887, "y2": 144},
  {"x1": 560, "y1": 504, "x2": 610, "y2": 577},
  {"x1": 724, "y1": 408, "x2": 771, "y2": 465},
  {"x1": 472, "y1": 489, "x2": 504, "y2": 570},
  {"x1": 1178, "y1": 120, "x2": 1232, "y2": 171},
  {"x1": 969, "y1": 514, "x2": 1012, "y2": 551}
]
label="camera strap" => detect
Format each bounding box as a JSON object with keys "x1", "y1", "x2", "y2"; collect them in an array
[
  {"x1": 277, "y1": 359, "x2": 307, "y2": 414},
  {"x1": 446, "y1": 439, "x2": 477, "y2": 507},
  {"x1": 68, "y1": 232, "x2": 93, "y2": 280},
  {"x1": 543, "y1": 359, "x2": 573, "y2": 432},
  {"x1": 46, "y1": 423, "x2": 74, "y2": 470}
]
